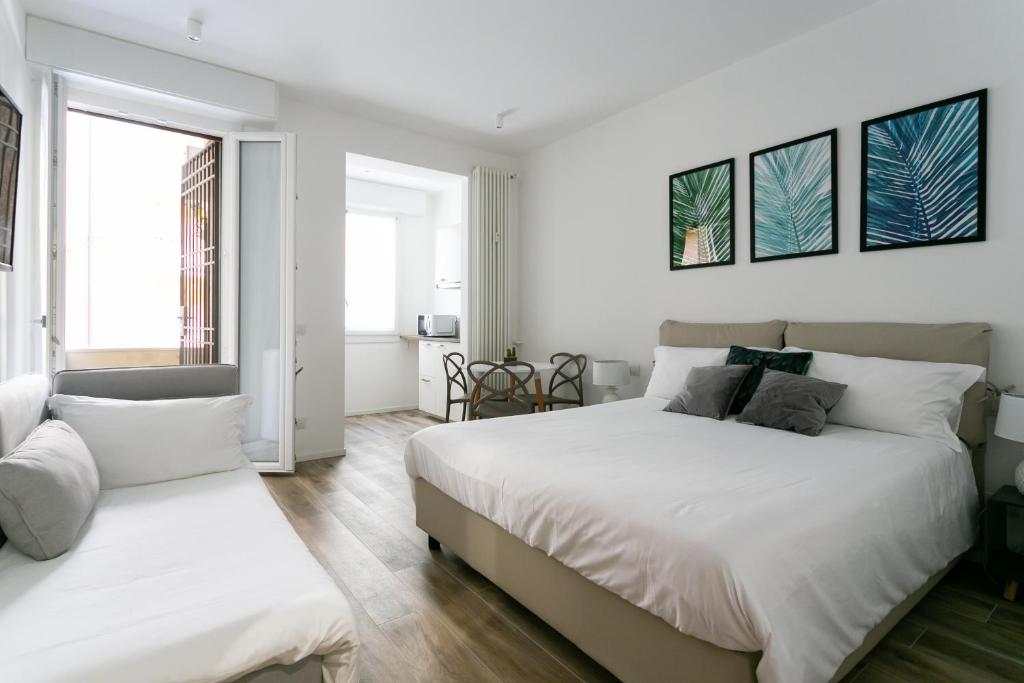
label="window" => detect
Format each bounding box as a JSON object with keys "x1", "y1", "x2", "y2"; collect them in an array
[
  {"x1": 64, "y1": 110, "x2": 220, "y2": 368},
  {"x1": 345, "y1": 212, "x2": 396, "y2": 333}
]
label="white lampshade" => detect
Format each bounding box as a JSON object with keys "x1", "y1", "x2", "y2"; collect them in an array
[
  {"x1": 995, "y1": 393, "x2": 1024, "y2": 443},
  {"x1": 593, "y1": 360, "x2": 629, "y2": 387}
]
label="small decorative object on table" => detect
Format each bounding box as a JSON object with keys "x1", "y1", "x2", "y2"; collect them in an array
[
  {"x1": 503, "y1": 345, "x2": 517, "y2": 363},
  {"x1": 592, "y1": 360, "x2": 629, "y2": 403},
  {"x1": 995, "y1": 392, "x2": 1024, "y2": 494},
  {"x1": 984, "y1": 485, "x2": 1024, "y2": 601}
]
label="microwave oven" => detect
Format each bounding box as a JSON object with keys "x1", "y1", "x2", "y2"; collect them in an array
[{"x1": 417, "y1": 314, "x2": 459, "y2": 338}]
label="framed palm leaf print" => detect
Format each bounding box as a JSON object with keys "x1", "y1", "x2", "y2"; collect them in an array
[
  {"x1": 669, "y1": 158, "x2": 734, "y2": 270},
  {"x1": 861, "y1": 89, "x2": 986, "y2": 251},
  {"x1": 750, "y1": 129, "x2": 838, "y2": 262}
]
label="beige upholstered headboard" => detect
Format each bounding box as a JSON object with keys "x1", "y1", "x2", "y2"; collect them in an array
[
  {"x1": 659, "y1": 320, "x2": 787, "y2": 349},
  {"x1": 659, "y1": 320, "x2": 992, "y2": 492}
]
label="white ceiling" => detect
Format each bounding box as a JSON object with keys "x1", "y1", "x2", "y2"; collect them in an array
[{"x1": 20, "y1": 0, "x2": 877, "y2": 154}]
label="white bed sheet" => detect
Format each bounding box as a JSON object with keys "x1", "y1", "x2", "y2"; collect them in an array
[
  {"x1": 0, "y1": 468, "x2": 358, "y2": 683},
  {"x1": 404, "y1": 397, "x2": 977, "y2": 683}
]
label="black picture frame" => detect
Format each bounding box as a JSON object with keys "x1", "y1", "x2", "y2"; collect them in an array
[
  {"x1": 749, "y1": 129, "x2": 838, "y2": 263},
  {"x1": 0, "y1": 83, "x2": 22, "y2": 272},
  {"x1": 860, "y1": 89, "x2": 987, "y2": 253},
  {"x1": 668, "y1": 158, "x2": 735, "y2": 271}
]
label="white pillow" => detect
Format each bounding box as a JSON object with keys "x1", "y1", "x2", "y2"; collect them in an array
[
  {"x1": 48, "y1": 394, "x2": 252, "y2": 489},
  {"x1": 644, "y1": 346, "x2": 730, "y2": 399},
  {"x1": 784, "y1": 347, "x2": 985, "y2": 450}
]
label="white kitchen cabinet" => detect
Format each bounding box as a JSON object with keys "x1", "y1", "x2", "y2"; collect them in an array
[
  {"x1": 434, "y1": 224, "x2": 461, "y2": 288},
  {"x1": 418, "y1": 375, "x2": 439, "y2": 417},
  {"x1": 418, "y1": 339, "x2": 462, "y2": 420}
]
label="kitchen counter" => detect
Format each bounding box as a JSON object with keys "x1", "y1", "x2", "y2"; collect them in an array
[{"x1": 401, "y1": 335, "x2": 461, "y2": 343}]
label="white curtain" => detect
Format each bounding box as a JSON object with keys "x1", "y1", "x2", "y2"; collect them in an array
[{"x1": 469, "y1": 167, "x2": 517, "y2": 363}]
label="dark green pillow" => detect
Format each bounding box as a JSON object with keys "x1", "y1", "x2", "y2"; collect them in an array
[{"x1": 726, "y1": 345, "x2": 813, "y2": 413}]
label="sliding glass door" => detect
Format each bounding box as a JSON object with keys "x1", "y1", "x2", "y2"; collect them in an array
[{"x1": 221, "y1": 133, "x2": 296, "y2": 472}]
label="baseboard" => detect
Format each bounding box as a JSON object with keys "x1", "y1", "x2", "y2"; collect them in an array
[
  {"x1": 296, "y1": 448, "x2": 346, "y2": 463},
  {"x1": 344, "y1": 404, "x2": 419, "y2": 416}
]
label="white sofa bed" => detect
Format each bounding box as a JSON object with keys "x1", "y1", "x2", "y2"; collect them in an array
[{"x1": 0, "y1": 366, "x2": 359, "y2": 683}]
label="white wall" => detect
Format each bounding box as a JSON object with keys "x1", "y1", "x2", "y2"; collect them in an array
[
  {"x1": 0, "y1": 0, "x2": 45, "y2": 380},
  {"x1": 276, "y1": 96, "x2": 517, "y2": 455},
  {"x1": 519, "y1": 0, "x2": 1024, "y2": 493}
]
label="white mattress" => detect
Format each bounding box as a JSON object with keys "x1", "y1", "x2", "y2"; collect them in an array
[
  {"x1": 0, "y1": 468, "x2": 358, "y2": 683},
  {"x1": 405, "y1": 397, "x2": 977, "y2": 683}
]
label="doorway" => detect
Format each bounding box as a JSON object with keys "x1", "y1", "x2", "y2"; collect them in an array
[
  {"x1": 343, "y1": 154, "x2": 469, "y2": 422},
  {"x1": 62, "y1": 110, "x2": 221, "y2": 370}
]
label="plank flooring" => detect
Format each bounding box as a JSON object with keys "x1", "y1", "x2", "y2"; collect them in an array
[{"x1": 263, "y1": 410, "x2": 1024, "y2": 683}]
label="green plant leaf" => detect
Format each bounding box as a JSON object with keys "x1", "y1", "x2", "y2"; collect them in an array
[
  {"x1": 671, "y1": 162, "x2": 732, "y2": 266},
  {"x1": 753, "y1": 135, "x2": 834, "y2": 258},
  {"x1": 865, "y1": 97, "x2": 980, "y2": 245}
]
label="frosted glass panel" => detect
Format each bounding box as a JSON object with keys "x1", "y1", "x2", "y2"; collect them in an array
[{"x1": 238, "y1": 141, "x2": 282, "y2": 463}]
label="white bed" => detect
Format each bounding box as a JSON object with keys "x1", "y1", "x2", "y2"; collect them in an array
[
  {"x1": 405, "y1": 397, "x2": 978, "y2": 683},
  {"x1": 0, "y1": 468, "x2": 359, "y2": 683}
]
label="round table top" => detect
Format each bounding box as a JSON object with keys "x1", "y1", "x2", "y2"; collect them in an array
[{"x1": 460, "y1": 360, "x2": 554, "y2": 372}]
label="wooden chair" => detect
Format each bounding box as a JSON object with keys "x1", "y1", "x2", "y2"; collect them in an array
[
  {"x1": 533, "y1": 353, "x2": 587, "y2": 411},
  {"x1": 467, "y1": 361, "x2": 536, "y2": 420},
  {"x1": 442, "y1": 352, "x2": 470, "y2": 423}
]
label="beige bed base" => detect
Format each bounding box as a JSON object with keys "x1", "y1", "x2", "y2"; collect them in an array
[
  {"x1": 414, "y1": 320, "x2": 989, "y2": 682},
  {"x1": 418, "y1": 479, "x2": 953, "y2": 683}
]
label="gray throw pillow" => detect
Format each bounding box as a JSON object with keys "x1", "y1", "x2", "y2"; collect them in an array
[
  {"x1": 737, "y1": 369, "x2": 847, "y2": 436},
  {"x1": 664, "y1": 365, "x2": 753, "y2": 420},
  {"x1": 0, "y1": 420, "x2": 99, "y2": 560}
]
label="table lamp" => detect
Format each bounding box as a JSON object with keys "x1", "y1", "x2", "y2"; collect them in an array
[
  {"x1": 995, "y1": 393, "x2": 1024, "y2": 495},
  {"x1": 593, "y1": 360, "x2": 629, "y2": 403}
]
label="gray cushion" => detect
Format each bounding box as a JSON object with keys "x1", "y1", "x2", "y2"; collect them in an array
[
  {"x1": 664, "y1": 365, "x2": 753, "y2": 420},
  {"x1": 52, "y1": 364, "x2": 239, "y2": 400},
  {"x1": 0, "y1": 373, "x2": 51, "y2": 549},
  {"x1": 736, "y1": 369, "x2": 847, "y2": 436},
  {"x1": 0, "y1": 420, "x2": 99, "y2": 560}
]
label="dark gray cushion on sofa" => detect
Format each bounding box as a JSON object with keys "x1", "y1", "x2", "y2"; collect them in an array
[
  {"x1": 737, "y1": 369, "x2": 847, "y2": 436},
  {"x1": 0, "y1": 420, "x2": 99, "y2": 560},
  {"x1": 664, "y1": 365, "x2": 752, "y2": 420}
]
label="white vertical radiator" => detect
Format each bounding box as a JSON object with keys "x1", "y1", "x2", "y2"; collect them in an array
[{"x1": 469, "y1": 167, "x2": 517, "y2": 363}]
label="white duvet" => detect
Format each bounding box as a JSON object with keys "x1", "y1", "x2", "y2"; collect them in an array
[
  {"x1": 404, "y1": 398, "x2": 977, "y2": 683},
  {"x1": 0, "y1": 468, "x2": 358, "y2": 683}
]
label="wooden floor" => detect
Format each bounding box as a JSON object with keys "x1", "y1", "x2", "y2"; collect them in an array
[{"x1": 264, "y1": 410, "x2": 1024, "y2": 683}]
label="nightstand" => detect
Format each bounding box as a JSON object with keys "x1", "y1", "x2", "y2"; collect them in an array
[{"x1": 984, "y1": 485, "x2": 1024, "y2": 601}]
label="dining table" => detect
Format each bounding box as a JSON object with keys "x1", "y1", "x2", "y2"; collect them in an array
[{"x1": 465, "y1": 360, "x2": 556, "y2": 412}]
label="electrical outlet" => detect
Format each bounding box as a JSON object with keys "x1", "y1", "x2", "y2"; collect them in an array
[
  {"x1": 295, "y1": 323, "x2": 308, "y2": 335},
  {"x1": 295, "y1": 417, "x2": 307, "y2": 430},
  {"x1": 629, "y1": 364, "x2": 642, "y2": 377}
]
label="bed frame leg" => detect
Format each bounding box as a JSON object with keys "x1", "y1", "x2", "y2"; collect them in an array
[
  {"x1": 1005, "y1": 580, "x2": 1018, "y2": 601},
  {"x1": 427, "y1": 535, "x2": 441, "y2": 551}
]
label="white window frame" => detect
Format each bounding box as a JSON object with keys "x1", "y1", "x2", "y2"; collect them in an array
[
  {"x1": 344, "y1": 209, "x2": 399, "y2": 339},
  {"x1": 221, "y1": 132, "x2": 297, "y2": 473}
]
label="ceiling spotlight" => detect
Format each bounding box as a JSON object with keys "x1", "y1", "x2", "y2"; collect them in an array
[
  {"x1": 494, "y1": 108, "x2": 517, "y2": 130},
  {"x1": 186, "y1": 17, "x2": 203, "y2": 43}
]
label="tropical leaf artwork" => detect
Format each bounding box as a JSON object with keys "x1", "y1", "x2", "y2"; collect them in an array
[
  {"x1": 863, "y1": 91, "x2": 985, "y2": 249},
  {"x1": 751, "y1": 132, "x2": 836, "y2": 260},
  {"x1": 670, "y1": 160, "x2": 734, "y2": 269}
]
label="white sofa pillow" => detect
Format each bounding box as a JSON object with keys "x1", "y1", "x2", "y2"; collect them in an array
[
  {"x1": 645, "y1": 346, "x2": 730, "y2": 399},
  {"x1": 48, "y1": 394, "x2": 252, "y2": 489},
  {"x1": 784, "y1": 347, "x2": 985, "y2": 450}
]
